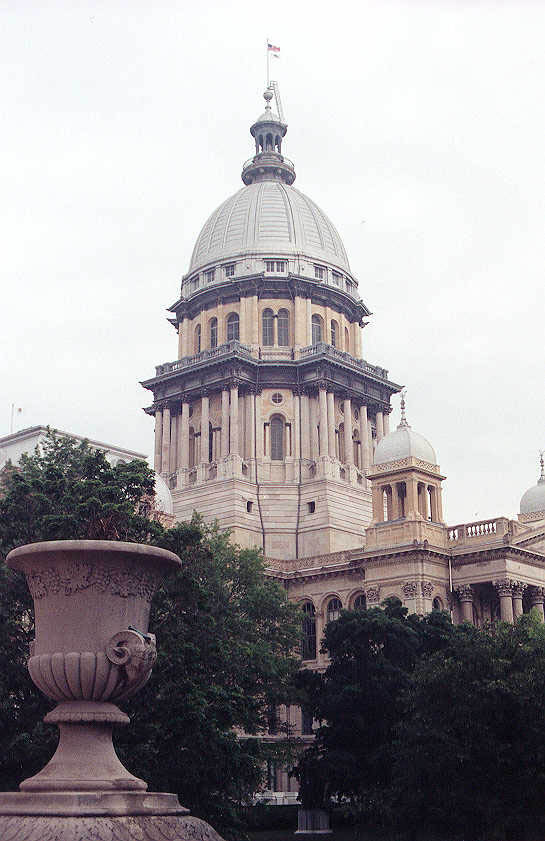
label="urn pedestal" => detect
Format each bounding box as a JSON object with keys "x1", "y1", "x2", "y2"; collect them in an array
[{"x1": 0, "y1": 540, "x2": 224, "y2": 841}]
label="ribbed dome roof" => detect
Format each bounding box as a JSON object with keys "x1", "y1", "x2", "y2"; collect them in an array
[
  {"x1": 189, "y1": 181, "x2": 350, "y2": 274},
  {"x1": 374, "y1": 425, "x2": 437, "y2": 466},
  {"x1": 520, "y1": 456, "x2": 545, "y2": 515}
]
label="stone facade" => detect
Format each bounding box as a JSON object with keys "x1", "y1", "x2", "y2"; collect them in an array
[{"x1": 141, "y1": 87, "x2": 545, "y2": 798}]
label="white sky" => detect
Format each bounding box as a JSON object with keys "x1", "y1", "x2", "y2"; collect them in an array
[{"x1": 3, "y1": 0, "x2": 544, "y2": 525}]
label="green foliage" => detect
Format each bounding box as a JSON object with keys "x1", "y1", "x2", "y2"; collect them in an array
[
  {"x1": 297, "y1": 601, "x2": 545, "y2": 841},
  {"x1": 0, "y1": 431, "x2": 301, "y2": 836}
]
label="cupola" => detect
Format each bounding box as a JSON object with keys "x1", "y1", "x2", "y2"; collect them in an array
[
  {"x1": 519, "y1": 453, "x2": 545, "y2": 524},
  {"x1": 241, "y1": 89, "x2": 296, "y2": 185},
  {"x1": 365, "y1": 394, "x2": 446, "y2": 550}
]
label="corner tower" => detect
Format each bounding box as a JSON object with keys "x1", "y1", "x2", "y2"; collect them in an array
[{"x1": 141, "y1": 88, "x2": 401, "y2": 559}]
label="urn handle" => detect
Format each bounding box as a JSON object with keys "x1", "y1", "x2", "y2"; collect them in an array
[{"x1": 106, "y1": 628, "x2": 157, "y2": 684}]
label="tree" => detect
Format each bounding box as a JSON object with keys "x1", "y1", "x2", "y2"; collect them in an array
[
  {"x1": 0, "y1": 430, "x2": 301, "y2": 835},
  {"x1": 295, "y1": 600, "x2": 458, "y2": 828},
  {"x1": 393, "y1": 613, "x2": 545, "y2": 841}
]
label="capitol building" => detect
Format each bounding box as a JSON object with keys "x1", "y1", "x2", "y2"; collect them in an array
[{"x1": 141, "y1": 88, "x2": 545, "y2": 786}]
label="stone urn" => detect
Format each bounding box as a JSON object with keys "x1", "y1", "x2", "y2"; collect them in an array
[{"x1": 0, "y1": 540, "x2": 224, "y2": 841}]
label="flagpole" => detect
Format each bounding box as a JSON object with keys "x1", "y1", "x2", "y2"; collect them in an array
[{"x1": 266, "y1": 38, "x2": 269, "y2": 87}]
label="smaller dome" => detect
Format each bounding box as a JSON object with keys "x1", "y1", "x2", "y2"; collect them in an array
[
  {"x1": 374, "y1": 394, "x2": 437, "y2": 466},
  {"x1": 154, "y1": 473, "x2": 174, "y2": 516},
  {"x1": 520, "y1": 455, "x2": 545, "y2": 515}
]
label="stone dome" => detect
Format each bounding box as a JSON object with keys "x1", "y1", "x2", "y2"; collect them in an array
[
  {"x1": 374, "y1": 425, "x2": 437, "y2": 466},
  {"x1": 520, "y1": 456, "x2": 545, "y2": 514},
  {"x1": 374, "y1": 396, "x2": 437, "y2": 466},
  {"x1": 189, "y1": 181, "x2": 350, "y2": 275},
  {"x1": 154, "y1": 472, "x2": 174, "y2": 515}
]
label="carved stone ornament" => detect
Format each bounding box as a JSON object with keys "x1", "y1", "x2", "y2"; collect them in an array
[
  {"x1": 25, "y1": 559, "x2": 161, "y2": 602},
  {"x1": 401, "y1": 581, "x2": 418, "y2": 599},
  {"x1": 421, "y1": 581, "x2": 434, "y2": 598},
  {"x1": 530, "y1": 586, "x2": 545, "y2": 603},
  {"x1": 511, "y1": 581, "x2": 527, "y2": 598},
  {"x1": 365, "y1": 585, "x2": 381, "y2": 604},
  {"x1": 494, "y1": 578, "x2": 514, "y2": 597},
  {"x1": 455, "y1": 585, "x2": 474, "y2": 603}
]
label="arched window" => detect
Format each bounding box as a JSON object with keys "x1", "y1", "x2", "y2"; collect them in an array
[
  {"x1": 312, "y1": 315, "x2": 322, "y2": 345},
  {"x1": 353, "y1": 431, "x2": 360, "y2": 468},
  {"x1": 209, "y1": 318, "x2": 217, "y2": 349},
  {"x1": 266, "y1": 132, "x2": 273, "y2": 151},
  {"x1": 262, "y1": 308, "x2": 274, "y2": 346},
  {"x1": 301, "y1": 601, "x2": 316, "y2": 660},
  {"x1": 227, "y1": 313, "x2": 239, "y2": 341},
  {"x1": 327, "y1": 597, "x2": 342, "y2": 623},
  {"x1": 194, "y1": 324, "x2": 201, "y2": 354},
  {"x1": 277, "y1": 309, "x2": 289, "y2": 346},
  {"x1": 270, "y1": 415, "x2": 284, "y2": 461},
  {"x1": 189, "y1": 427, "x2": 195, "y2": 468},
  {"x1": 344, "y1": 326, "x2": 350, "y2": 353},
  {"x1": 338, "y1": 423, "x2": 345, "y2": 462},
  {"x1": 331, "y1": 319, "x2": 338, "y2": 347},
  {"x1": 432, "y1": 597, "x2": 443, "y2": 611},
  {"x1": 353, "y1": 593, "x2": 367, "y2": 611}
]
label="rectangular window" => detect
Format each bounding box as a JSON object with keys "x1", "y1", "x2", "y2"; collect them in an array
[
  {"x1": 307, "y1": 501, "x2": 316, "y2": 514},
  {"x1": 332, "y1": 272, "x2": 342, "y2": 287},
  {"x1": 189, "y1": 276, "x2": 199, "y2": 293},
  {"x1": 224, "y1": 264, "x2": 235, "y2": 277},
  {"x1": 265, "y1": 260, "x2": 286, "y2": 272},
  {"x1": 314, "y1": 265, "x2": 325, "y2": 280},
  {"x1": 204, "y1": 269, "x2": 215, "y2": 284}
]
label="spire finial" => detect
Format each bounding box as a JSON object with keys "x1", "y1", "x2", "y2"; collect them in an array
[
  {"x1": 398, "y1": 389, "x2": 410, "y2": 429},
  {"x1": 539, "y1": 450, "x2": 545, "y2": 483}
]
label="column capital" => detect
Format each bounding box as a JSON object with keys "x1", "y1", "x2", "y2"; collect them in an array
[
  {"x1": 200, "y1": 387, "x2": 211, "y2": 399},
  {"x1": 455, "y1": 584, "x2": 474, "y2": 603},
  {"x1": 229, "y1": 377, "x2": 242, "y2": 390},
  {"x1": 494, "y1": 578, "x2": 514, "y2": 597},
  {"x1": 316, "y1": 379, "x2": 328, "y2": 392},
  {"x1": 511, "y1": 581, "x2": 527, "y2": 598},
  {"x1": 530, "y1": 586, "x2": 545, "y2": 602}
]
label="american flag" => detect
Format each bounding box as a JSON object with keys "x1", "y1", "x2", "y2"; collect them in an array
[{"x1": 267, "y1": 43, "x2": 280, "y2": 54}]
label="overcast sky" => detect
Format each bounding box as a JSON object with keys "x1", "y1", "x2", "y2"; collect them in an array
[{"x1": 3, "y1": 0, "x2": 544, "y2": 525}]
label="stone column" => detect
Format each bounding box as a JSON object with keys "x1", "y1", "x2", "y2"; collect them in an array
[
  {"x1": 220, "y1": 389, "x2": 229, "y2": 457},
  {"x1": 251, "y1": 295, "x2": 259, "y2": 346},
  {"x1": 383, "y1": 412, "x2": 390, "y2": 435},
  {"x1": 318, "y1": 385, "x2": 328, "y2": 456},
  {"x1": 293, "y1": 391, "x2": 301, "y2": 460},
  {"x1": 200, "y1": 393, "x2": 210, "y2": 464},
  {"x1": 530, "y1": 587, "x2": 545, "y2": 621},
  {"x1": 180, "y1": 401, "x2": 190, "y2": 468},
  {"x1": 161, "y1": 405, "x2": 171, "y2": 474},
  {"x1": 372, "y1": 484, "x2": 384, "y2": 522},
  {"x1": 306, "y1": 297, "x2": 312, "y2": 345},
  {"x1": 327, "y1": 392, "x2": 336, "y2": 458},
  {"x1": 217, "y1": 299, "x2": 225, "y2": 345},
  {"x1": 171, "y1": 412, "x2": 178, "y2": 470},
  {"x1": 153, "y1": 408, "x2": 163, "y2": 473},
  {"x1": 354, "y1": 321, "x2": 362, "y2": 358},
  {"x1": 230, "y1": 383, "x2": 239, "y2": 454},
  {"x1": 246, "y1": 390, "x2": 255, "y2": 458},
  {"x1": 343, "y1": 396, "x2": 353, "y2": 465},
  {"x1": 294, "y1": 296, "x2": 305, "y2": 347},
  {"x1": 494, "y1": 580, "x2": 514, "y2": 623},
  {"x1": 405, "y1": 477, "x2": 418, "y2": 516},
  {"x1": 376, "y1": 411, "x2": 384, "y2": 443},
  {"x1": 255, "y1": 391, "x2": 264, "y2": 460},
  {"x1": 359, "y1": 405, "x2": 370, "y2": 471},
  {"x1": 310, "y1": 396, "x2": 319, "y2": 459},
  {"x1": 456, "y1": 585, "x2": 474, "y2": 624},
  {"x1": 181, "y1": 318, "x2": 190, "y2": 357},
  {"x1": 301, "y1": 393, "x2": 310, "y2": 459},
  {"x1": 177, "y1": 324, "x2": 184, "y2": 359},
  {"x1": 512, "y1": 582, "x2": 526, "y2": 619}
]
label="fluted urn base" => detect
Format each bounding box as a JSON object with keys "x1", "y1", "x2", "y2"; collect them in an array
[{"x1": 0, "y1": 814, "x2": 224, "y2": 841}]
